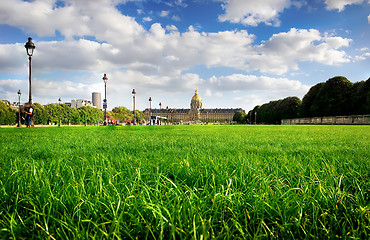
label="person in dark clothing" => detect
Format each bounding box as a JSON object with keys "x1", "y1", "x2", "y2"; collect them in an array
[{"x1": 23, "y1": 103, "x2": 33, "y2": 127}]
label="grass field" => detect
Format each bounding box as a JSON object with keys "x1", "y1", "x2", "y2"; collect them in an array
[{"x1": 0, "y1": 125, "x2": 369, "y2": 239}]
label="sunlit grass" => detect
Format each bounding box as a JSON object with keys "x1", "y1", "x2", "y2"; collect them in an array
[{"x1": 0, "y1": 125, "x2": 369, "y2": 239}]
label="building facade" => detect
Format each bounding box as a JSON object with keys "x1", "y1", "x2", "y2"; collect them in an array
[
  {"x1": 143, "y1": 90, "x2": 244, "y2": 123},
  {"x1": 71, "y1": 99, "x2": 92, "y2": 108},
  {"x1": 92, "y1": 92, "x2": 102, "y2": 109}
]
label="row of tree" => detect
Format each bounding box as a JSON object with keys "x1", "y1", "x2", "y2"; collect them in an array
[
  {"x1": 110, "y1": 106, "x2": 145, "y2": 123},
  {"x1": 0, "y1": 101, "x2": 147, "y2": 126},
  {"x1": 300, "y1": 76, "x2": 369, "y2": 117},
  {"x1": 0, "y1": 101, "x2": 16, "y2": 125},
  {"x1": 233, "y1": 76, "x2": 370, "y2": 124},
  {"x1": 32, "y1": 103, "x2": 104, "y2": 125}
]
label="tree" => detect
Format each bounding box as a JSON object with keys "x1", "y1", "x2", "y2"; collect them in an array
[
  {"x1": 111, "y1": 106, "x2": 132, "y2": 122},
  {"x1": 65, "y1": 105, "x2": 80, "y2": 124},
  {"x1": 44, "y1": 104, "x2": 59, "y2": 124},
  {"x1": 77, "y1": 106, "x2": 103, "y2": 125},
  {"x1": 249, "y1": 76, "x2": 369, "y2": 123},
  {"x1": 87, "y1": 106, "x2": 104, "y2": 125},
  {"x1": 134, "y1": 110, "x2": 145, "y2": 122},
  {"x1": 253, "y1": 97, "x2": 302, "y2": 124},
  {"x1": 233, "y1": 110, "x2": 247, "y2": 123},
  {"x1": 351, "y1": 78, "x2": 370, "y2": 115},
  {"x1": 247, "y1": 105, "x2": 260, "y2": 124},
  {"x1": 301, "y1": 76, "x2": 357, "y2": 117},
  {"x1": 33, "y1": 103, "x2": 48, "y2": 125},
  {"x1": 300, "y1": 82, "x2": 324, "y2": 117},
  {"x1": 44, "y1": 104, "x2": 102, "y2": 125},
  {"x1": 280, "y1": 97, "x2": 301, "y2": 120},
  {"x1": 312, "y1": 76, "x2": 353, "y2": 116},
  {"x1": 0, "y1": 101, "x2": 16, "y2": 125}
]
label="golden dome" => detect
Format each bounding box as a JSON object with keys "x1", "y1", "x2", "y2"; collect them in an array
[
  {"x1": 192, "y1": 89, "x2": 201, "y2": 101},
  {"x1": 191, "y1": 89, "x2": 203, "y2": 109}
]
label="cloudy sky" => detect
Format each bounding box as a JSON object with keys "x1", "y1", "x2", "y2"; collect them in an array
[{"x1": 0, "y1": 0, "x2": 369, "y2": 111}]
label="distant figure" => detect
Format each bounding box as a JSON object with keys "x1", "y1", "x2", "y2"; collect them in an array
[{"x1": 23, "y1": 102, "x2": 33, "y2": 127}]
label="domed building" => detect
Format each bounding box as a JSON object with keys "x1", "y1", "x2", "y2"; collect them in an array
[
  {"x1": 144, "y1": 89, "x2": 244, "y2": 123},
  {"x1": 190, "y1": 89, "x2": 203, "y2": 109},
  {"x1": 189, "y1": 89, "x2": 202, "y2": 121}
]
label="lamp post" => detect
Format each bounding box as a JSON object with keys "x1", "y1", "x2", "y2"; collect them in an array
[
  {"x1": 166, "y1": 106, "x2": 169, "y2": 121},
  {"x1": 159, "y1": 102, "x2": 162, "y2": 116},
  {"x1": 255, "y1": 111, "x2": 257, "y2": 124},
  {"x1": 84, "y1": 100, "x2": 87, "y2": 126},
  {"x1": 25, "y1": 37, "x2": 35, "y2": 126},
  {"x1": 102, "y1": 74, "x2": 108, "y2": 125},
  {"x1": 149, "y1": 97, "x2": 152, "y2": 120},
  {"x1": 17, "y1": 90, "x2": 21, "y2": 127},
  {"x1": 58, "y1": 98, "x2": 61, "y2": 127},
  {"x1": 132, "y1": 89, "x2": 136, "y2": 120}
]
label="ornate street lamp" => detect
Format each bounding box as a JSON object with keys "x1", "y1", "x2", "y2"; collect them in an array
[
  {"x1": 132, "y1": 89, "x2": 136, "y2": 120},
  {"x1": 149, "y1": 97, "x2": 152, "y2": 119},
  {"x1": 58, "y1": 98, "x2": 61, "y2": 127},
  {"x1": 25, "y1": 37, "x2": 35, "y2": 126},
  {"x1": 102, "y1": 74, "x2": 108, "y2": 125},
  {"x1": 159, "y1": 102, "x2": 162, "y2": 116},
  {"x1": 17, "y1": 90, "x2": 21, "y2": 127},
  {"x1": 84, "y1": 100, "x2": 87, "y2": 126},
  {"x1": 166, "y1": 106, "x2": 169, "y2": 121}
]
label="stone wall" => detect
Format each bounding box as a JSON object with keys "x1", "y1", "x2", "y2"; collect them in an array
[{"x1": 281, "y1": 115, "x2": 370, "y2": 125}]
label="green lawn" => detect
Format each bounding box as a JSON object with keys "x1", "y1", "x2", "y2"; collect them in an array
[{"x1": 0, "y1": 125, "x2": 369, "y2": 239}]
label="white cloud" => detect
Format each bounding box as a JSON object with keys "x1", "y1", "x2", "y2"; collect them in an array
[
  {"x1": 208, "y1": 74, "x2": 309, "y2": 93},
  {"x1": 0, "y1": 0, "x2": 356, "y2": 109},
  {"x1": 0, "y1": 0, "x2": 146, "y2": 42},
  {"x1": 0, "y1": 1, "x2": 351, "y2": 76},
  {"x1": 354, "y1": 52, "x2": 370, "y2": 61},
  {"x1": 251, "y1": 28, "x2": 351, "y2": 74},
  {"x1": 143, "y1": 17, "x2": 152, "y2": 22},
  {"x1": 368, "y1": 14, "x2": 370, "y2": 24},
  {"x1": 174, "y1": 0, "x2": 187, "y2": 8},
  {"x1": 0, "y1": 79, "x2": 25, "y2": 101},
  {"x1": 0, "y1": 43, "x2": 26, "y2": 74},
  {"x1": 35, "y1": 39, "x2": 112, "y2": 73},
  {"x1": 324, "y1": 0, "x2": 364, "y2": 12},
  {"x1": 172, "y1": 15, "x2": 181, "y2": 21},
  {"x1": 205, "y1": 89, "x2": 212, "y2": 97},
  {"x1": 160, "y1": 10, "x2": 169, "y2": 17},
  {"x1": 0, "y1": 76, "x2": 101, "y2": 106},
  {"x1": 33, "y1": 79, "x2": 99, "y2": 100},
  {"x1": 0, "y1": 26, "x2": 352, "y2": 79},
  {"x1": 353, "y1": 48, "x2": 370, "y2": 61},
  {"x1": 218, "y1": 0, "x2": 293, "y2": 26},
  {"x1": 206, "y1": 74, "x2": 310, "y2": 111},
  {"x1": 166, "y1": 25, "x2": 178, "y2": 32}
]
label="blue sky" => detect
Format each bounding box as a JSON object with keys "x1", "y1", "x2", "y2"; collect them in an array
[{"x1": 0, "y1": 0, "x2": 369, "y2": 112}]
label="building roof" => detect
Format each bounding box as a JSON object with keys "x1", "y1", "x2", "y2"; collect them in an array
[{"x1": 143, "y1": 89, "x2": 244, "y2": 114}]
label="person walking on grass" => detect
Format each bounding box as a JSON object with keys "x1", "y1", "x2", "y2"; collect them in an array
[{"x1": 23, "y1": 102, "x2": 33, "y2": 127}]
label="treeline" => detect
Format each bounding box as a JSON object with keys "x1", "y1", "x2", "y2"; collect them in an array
[
  {"x1": 110, "y1": 106, "x2": 145, "y2": 122},
  {"x1": 0, "y1": 101, "x2": 16, "y2": 125},
  {"x1": 34, "y1": 103, "x2": 104, "y2": 125},
  {"x1": 0, "y1": 102, "x2": 146, "y2": 126},
  {"x1": 0, "y1": 102, "x2": 104, "y2": 125},
  {"x1": 234, "y1": 76, "x2": 370, "y2": 124}
]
